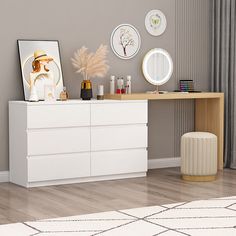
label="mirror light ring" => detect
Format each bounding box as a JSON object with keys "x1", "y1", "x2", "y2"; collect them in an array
[{"x1": 142, "y1": 48, "x2": 173, "y2": 86}]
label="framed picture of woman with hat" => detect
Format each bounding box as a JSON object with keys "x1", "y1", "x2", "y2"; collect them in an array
[{"x1": 17, "y1": 40, "x2": 64, "y2": 101}]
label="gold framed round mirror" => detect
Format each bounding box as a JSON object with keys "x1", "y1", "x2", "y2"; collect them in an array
[{"x1": 142, "y1": 48, "x2": 173, "y2": 92}]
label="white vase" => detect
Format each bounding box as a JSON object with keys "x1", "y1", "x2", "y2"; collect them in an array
[{"x1": 29, "y1": 84, "x2": 39, "y2": 102}]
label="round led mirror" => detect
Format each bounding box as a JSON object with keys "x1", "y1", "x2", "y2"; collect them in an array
[{"x1": 142, "y1": 48, "x2": 173, "y2": 90}]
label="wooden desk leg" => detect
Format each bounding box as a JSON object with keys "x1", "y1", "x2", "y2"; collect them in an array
[{"x1": 195, "y1": 96, "x2": 224, "y2": 170}]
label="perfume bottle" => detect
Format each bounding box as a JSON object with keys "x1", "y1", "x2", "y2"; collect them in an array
[
  {"x1": 116, "y1": 77, "x2": 122, "y2": 94},
  {"x1": 110, "y1": 75, "x2": 115, "y2": 94},
  {"x1": 126, "y1": 75, "x2": 132, "y2": 94},
  {"x1": 97, "y1": 85, "x2": 104, "y2": 100},
  {"x1": 60, "y1": 86, "x2": 69, "y2": 101},
  {"x1": 120, "y1": 77, "x2": 125, "y2": 94}
]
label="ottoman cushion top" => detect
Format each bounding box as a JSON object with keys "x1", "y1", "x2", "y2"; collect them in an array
[{"x1": 182, "y1": 132, "x2": 217, "y2": 139}]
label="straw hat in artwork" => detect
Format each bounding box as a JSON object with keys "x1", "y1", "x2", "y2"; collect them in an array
[{"x1": 33, "y1": 50, "x2": 53, "y2": 62}]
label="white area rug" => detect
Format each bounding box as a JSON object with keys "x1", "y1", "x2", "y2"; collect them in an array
[{"x1": 1, "y1": 196, "x2": 236, "y2": 236}]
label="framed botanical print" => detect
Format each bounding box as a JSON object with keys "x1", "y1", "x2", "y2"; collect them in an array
[
  {"x1": 145, "y1": 10, "x2": 167, "y2": 36},
  {"x1": 110, "y1": 24, "x2": 141, "y2": 60},
  {"x1": 17, "y1": 40, "x2": 64, "y2": 101}
]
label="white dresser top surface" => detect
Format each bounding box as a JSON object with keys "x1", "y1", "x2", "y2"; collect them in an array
[{"x1": 9, "y1": 99, "x2": 147, "y2": 106}]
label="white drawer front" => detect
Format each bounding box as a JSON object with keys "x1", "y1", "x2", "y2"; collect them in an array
[
  {"x1": 28, "y1": 153, "x2": 90, "y2": 182},
  {"x1": 91, "y1": 149, "x2": 147, "y2": 176},
  {"x1": 27, "y1": 104, "x2": 90, "y2": 129},
  {"x1": 91, "y1": 125, "x2": 147, "y2": 151},
  {"x1": 28, "y1": 127, "x2": 90, "y2": 156},
  {"x1": 91, "y1": 102, "x2": 147, "y2": 126}
]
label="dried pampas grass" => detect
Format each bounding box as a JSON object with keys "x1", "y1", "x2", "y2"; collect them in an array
[{"x1": 71, "y1": 44, "x2": 109, "y2": 80}]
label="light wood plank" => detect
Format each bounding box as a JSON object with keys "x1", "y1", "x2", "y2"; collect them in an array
[
  {"x1": 0, "y1": 168, "x2": 235, "y2": 225},
  {"x1": 105, "y1": 92, "x2": 224, "y2": 100}
]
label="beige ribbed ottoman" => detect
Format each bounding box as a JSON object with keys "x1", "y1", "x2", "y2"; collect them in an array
[{"x1": 181, "y1": 132, "x2": 217, "y2": 182}]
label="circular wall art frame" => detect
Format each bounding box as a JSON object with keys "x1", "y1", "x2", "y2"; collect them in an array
[
  {"x1": 110, "y1": 24, "x2": 141, "y2": 60},
  {"x1": 145, "y1": 10, "x2": 167, "y2": 36}
]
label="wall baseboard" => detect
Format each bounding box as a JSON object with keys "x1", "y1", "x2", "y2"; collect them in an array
[
  {"x1": 148, "y1": 157, "x2": 181, "y2": 169},
  {"x1": 0, "y1": 159, "x2": 180, "y2": 184},
  {"x1": 0, "y1": 171, "x2": 9, "y2": 182}
]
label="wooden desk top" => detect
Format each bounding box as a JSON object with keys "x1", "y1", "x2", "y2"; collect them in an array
[{"x1": 105, "y1": 92, "x2": 224, "y2": 100}]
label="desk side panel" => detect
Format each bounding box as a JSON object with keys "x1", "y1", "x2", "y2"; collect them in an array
[{"x1": 195, "y1": 97, "x2": 224, "y2": 170}]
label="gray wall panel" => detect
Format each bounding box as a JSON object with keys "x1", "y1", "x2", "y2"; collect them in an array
[
  {"x1": 0, "y1": 0, "x2": 211, "y2": 170},
  {"x1": 173, "y1": 0, "x2": 211, "y2": 158}
]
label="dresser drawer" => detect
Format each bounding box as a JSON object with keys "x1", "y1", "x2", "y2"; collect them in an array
[
  {"x1": 27, "y1": 127, "x2": 90, "y2": 156},
  {"x1": 91, "y1": 102, "x2": 147, "y2": 126},
  {"x1": 91, "y1": 149, "x2": 147, "y2": 176},
  {"x1": 27, "y1": 104, "x2": 90, "y2": 129},
  {"x1": 28, "y1": 153, "x2": 90, "y2": 182},
  {"x1": 91, "y1": 125, "x2": 147, "y2": 151}
]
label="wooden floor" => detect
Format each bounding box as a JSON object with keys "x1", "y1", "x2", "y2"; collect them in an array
[{"x1": 0, "y1": 168, "x2": 236, "y2": 225}]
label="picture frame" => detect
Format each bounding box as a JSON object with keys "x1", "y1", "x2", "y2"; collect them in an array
[
  {"x1": 145, "y1": 10, "x2": 167, "y2": 36},
  {"x1": 110, "y1": 24, "x2": 141, "y2": 60},
  {"x1": 17, "y1": 40, "x2": 64, "y2": 101}
]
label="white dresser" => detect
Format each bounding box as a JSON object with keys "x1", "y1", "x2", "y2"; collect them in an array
[{"x1": 9, "y1": 100, "x2": 148, "y2": 187}]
